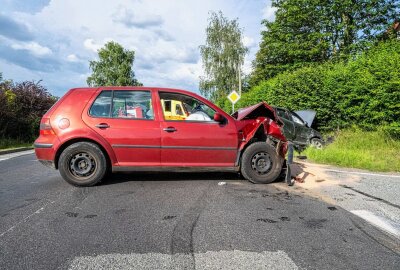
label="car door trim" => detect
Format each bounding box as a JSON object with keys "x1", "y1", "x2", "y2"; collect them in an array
[{"x1": 112, "y1": 144, "x2": 236, "y2": 151}]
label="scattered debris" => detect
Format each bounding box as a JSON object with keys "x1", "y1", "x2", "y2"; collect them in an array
[{"x1": 218, "y1": 182, "x2": 226, "y2": 186}]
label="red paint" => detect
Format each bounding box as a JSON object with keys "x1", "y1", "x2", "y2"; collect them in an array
[{"x1": 34, "y1": 87, "x2": 287, "y2": 169}]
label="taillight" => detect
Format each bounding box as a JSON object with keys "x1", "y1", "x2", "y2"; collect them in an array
[{"x1": 40, "y1": 118, "x2": 56, "y2": 135}]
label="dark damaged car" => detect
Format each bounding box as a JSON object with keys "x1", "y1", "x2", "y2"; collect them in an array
[
  {"x1": 274, "y1": 107, "x2": 323, "y2": 152},
  {"x1": 34, "y1": 87, "x2": 288, "y2": 186}
]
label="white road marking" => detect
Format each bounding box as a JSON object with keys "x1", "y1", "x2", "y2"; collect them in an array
[
  {"x1": 351, "y1": 210, "x2": 400, "y2": 238},
  {"x1": 69, "y1": 250, "x2": 298, "y2": 270},
  {"x1": 0, "y1": 150, "x2": 34, "y2": 162},
  {"x1": 0, "y1": 200, "x2": 55, "y2": 238},
  {"x1": 325, "y1": 169, "x2": 400, "y2": 178}
]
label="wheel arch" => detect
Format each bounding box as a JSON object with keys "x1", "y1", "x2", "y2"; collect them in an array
[
  {"x1": 54, "y1": 138, "x2": 112, "y2": 170},
  {"x1": 236, "y1": 124, "x2": 268, "y2": 166}
]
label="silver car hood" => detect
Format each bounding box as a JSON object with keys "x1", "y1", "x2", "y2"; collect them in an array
[{"x1": 295, "y1": 110, "x2": 316, "y2": 126}]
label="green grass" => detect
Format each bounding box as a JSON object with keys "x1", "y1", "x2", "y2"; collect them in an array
[
  {"x1": 0, "y1": 138, "x2": 32, "y2": 150},
  {"x1": 303, "y1": 129, "x2": 400, "y2": 172}
]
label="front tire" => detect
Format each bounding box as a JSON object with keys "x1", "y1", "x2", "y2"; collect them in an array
[
  {"x1": 58, "y1": 142, "x2": 107, "y2": 186},
  {"x1": 240, "y1": 142, "x2": 283, "y2": 184},
  {"x1": 310, "y1": 138, "x2": 323, "y2": 149}
]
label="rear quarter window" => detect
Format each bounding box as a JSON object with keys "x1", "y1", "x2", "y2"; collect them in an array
[{"x1": 89, "y1": 91, "x2": 112, "y2": 117}]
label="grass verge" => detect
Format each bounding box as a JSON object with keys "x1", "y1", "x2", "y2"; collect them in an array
[
  {"x1": 303, "y1": 129, "x2": 400, "y2": 172},
  {"x1": 0, "y1": 138, "x2": 32, "y2": 150}
]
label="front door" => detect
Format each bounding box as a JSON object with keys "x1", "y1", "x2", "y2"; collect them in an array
[
  {"x1": 82, "y1": 89, "x2": 161, "y2": 167},
  {"x1": 158, "y1": 91, "x2": 238, "y2": 167}
]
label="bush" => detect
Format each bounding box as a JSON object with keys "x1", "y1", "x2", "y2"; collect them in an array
[
  {"x1": 0, "y1": 79, "x2": 56, "y2": 142},
  {"x1": 236, "y1": 40, "x2": 400, "y2": 132}
]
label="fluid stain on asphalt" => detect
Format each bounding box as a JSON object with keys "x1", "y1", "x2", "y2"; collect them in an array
[
  {"x1": 328, "y1": 206, "x2": 338, "y2": 211},
  {"x1": 115, "y1": 209, "x2": 127, "y2": 215},
  {"x1": 116, "y1": 191, "x2": 135, "y2": 197},
  {"x1": 65, "y1": 212, "x2": 79, "y2": 218},
  {"x1": 279, "y1": 217, "x2": 290, "y2": 221},
  {"x1": 305, "y1": 218, "x2": 328, "y2": 229},
  {"x1": 163, "y1": 215, "x2": 177, "y2": 220},
  {"x1": 257, "y1": 218, "x2": 277, "y2": 223},
  {"x1": 84, "y1": 214, "x2": 97, "y2": 218}
]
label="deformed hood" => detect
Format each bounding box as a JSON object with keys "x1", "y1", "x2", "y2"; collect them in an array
[
  {"x1": 232, "y1": 102, "x2": 277, "y2": 121},
  {"x1": 295, "y1": 110, "x2": 316, "y2": 126}
]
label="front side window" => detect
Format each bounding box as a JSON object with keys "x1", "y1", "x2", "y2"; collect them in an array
[
  {"x1": 159, "y1": 92, "x2": 216, "y2": 121},
  {"x1": 291, "y1": 113, "x2": 304, "y2": 125},
  {"x1": 89, "y1": 90, "x2": 153, "y2": 119}
]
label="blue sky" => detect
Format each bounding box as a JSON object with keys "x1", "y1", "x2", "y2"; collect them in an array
[{"x1": 0, "y1": 0, "x2": 275, "y2": 97}]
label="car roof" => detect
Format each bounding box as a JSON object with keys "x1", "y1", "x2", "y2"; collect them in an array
[{"x1": 70, "y1": 86, "x2": 204, "y2": 99}]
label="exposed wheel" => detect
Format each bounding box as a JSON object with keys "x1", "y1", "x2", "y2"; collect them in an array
[
  {"x1": 240, "y1": 142, "x2": 284, "y2": 184},
  {"x1": 58, "y1": 142, "x2": 107, "y2": 186},
  {"x1": 310, "y1": 138, "x2": 323, "y2": 149}
]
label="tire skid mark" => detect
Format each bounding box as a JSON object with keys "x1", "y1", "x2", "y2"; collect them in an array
[{"x1": 170, "y1": 182, "x2": 213, "y2": 269}]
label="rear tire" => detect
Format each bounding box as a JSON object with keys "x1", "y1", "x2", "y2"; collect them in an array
[
  {"x1": 240, "y1": 142, "x2": 283, "y2": 184},
  {"x1": 58, "y1": 142, "x2": 107, "y2": 187}
]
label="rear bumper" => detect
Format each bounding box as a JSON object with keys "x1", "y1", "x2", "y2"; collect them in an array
[
  {"x1": 38, "y1": 159, "x2": 56, "y2": 169},
  {"x1": 34, "y1": 137, "x2": 59, "y2": 169},
  {"x1": 34, "y1": 143, "x2": 53, "y2": 148}
]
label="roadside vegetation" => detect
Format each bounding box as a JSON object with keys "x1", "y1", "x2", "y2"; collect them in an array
[
  {"x1": 0, "y1": 138, "x2": 32, "y2": 150},
  {"x1": 304, "y1": 129, "x2": 400, "y2": 172},
  {"x1": 0, "y1": 75, "x2": 56, "y2": 149}
]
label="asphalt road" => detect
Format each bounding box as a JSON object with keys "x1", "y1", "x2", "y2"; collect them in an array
[{"x1": 1, "y1": 152, "x2": 399, "y2": 269}]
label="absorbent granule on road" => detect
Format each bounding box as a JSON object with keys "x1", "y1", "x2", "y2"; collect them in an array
[{"x1": 68, "y1": 250, "x2": 298, "y2": 270}]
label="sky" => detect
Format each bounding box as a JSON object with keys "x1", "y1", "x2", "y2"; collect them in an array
[{"x1": 0, "y1": 0, "x2": 276, "y2": 97}]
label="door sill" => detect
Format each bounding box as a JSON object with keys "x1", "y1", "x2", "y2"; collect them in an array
[{"x1": 112, "y1": 166, "x2": 239, "y2": 173}]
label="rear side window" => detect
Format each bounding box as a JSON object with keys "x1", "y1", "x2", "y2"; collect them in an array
[
  {"x1": 112, "y1": 91, "x2": 153, "y2": 119},
  {"x1": 89, "y1": 91, "x2": 112, "y2": 117},
  {"x1": 89, "y1": 90, "x2": 153, "y2": 120}
]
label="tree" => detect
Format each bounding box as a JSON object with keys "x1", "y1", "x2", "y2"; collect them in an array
[
  {"x1": 199, "y1": 11, "x2": 248, "y2": 102},
  {"x1": 250, "y1": 0, "x2": 398, "y2": 86},
  {"x1": 87, "y1": 41, "x2": 142, "y2": 87}
]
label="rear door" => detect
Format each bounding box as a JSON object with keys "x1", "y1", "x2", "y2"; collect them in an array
[
  {"x1": 82, "y1": 89, "x2": 161, "y2": 167},
  {"x1": 157, "y1": 91, "x2": 238, "y2": 167}
]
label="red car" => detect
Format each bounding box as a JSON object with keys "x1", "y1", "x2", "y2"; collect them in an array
[{"x1": 34, "y1": 87, "x2": 288, "y2": 186}]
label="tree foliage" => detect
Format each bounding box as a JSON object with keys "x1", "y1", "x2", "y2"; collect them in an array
[
  {"x1": 0, "y1": 78, "x2": 57, "y2": 141},
  {"x1": 87, "y1": 41, "x2": 142, "y2": 87},
  {"x1": 199, "y1": 11, "x2": 248, "y2": 102},
  {"x1": 250, "y1": 0, "x2": 399, "y2": 86},
  {"x1": 234, "y1": 40, "x2": 400, "y2": 135}
]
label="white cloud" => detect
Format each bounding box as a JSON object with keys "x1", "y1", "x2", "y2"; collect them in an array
[
  {"x1": 83, "y1": 38, "x2": 101, "y2": 53},
  {"x1": 67, "y1": 54, "x2": 79, "y2": 62},
  {"x1": 243, "y1": 36, "x2": 255, "y2": 48},
  {"x1": 113, "y1": 7, "x2": 164, "y2": 28},
  {"x1": 10, "y1": 41, "x2": 52, "y2": 56},
  {"x1": 1, "y1": 0, "x2": 270, "y2": 95},
  {"x1": 262, "y1": 6, "x2": 277, "y2": 20}
]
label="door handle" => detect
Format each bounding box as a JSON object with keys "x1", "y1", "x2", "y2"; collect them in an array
[
  {"x1": 163, "y1": 127, "x2": 177, "y2": 133},
  {"x1": 95, "y1": 123, "x2": 110, "y2": 129}
]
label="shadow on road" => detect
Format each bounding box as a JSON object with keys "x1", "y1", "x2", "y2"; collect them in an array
[{"x1": 101, "y1": 171, "x2": 243, "y2": 186}]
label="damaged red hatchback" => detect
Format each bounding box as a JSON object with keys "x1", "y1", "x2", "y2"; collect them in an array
[{"x1": 34, "y1": 87, "x2": 287, "y2": 186}]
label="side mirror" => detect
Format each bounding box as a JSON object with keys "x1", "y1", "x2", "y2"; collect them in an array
[{"x1": 213, "y1": 112, "x2": 224, "y2": 123}]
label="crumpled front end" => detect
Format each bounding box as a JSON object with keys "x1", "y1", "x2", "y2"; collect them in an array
[{"x1": 233, "y1": 102, "x2": 288, "y2": 158}]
